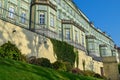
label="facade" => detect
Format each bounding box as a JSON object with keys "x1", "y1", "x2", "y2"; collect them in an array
[
  {"x1": 30, "y1": 0, "x2": 117, "y2": 59},
  {"x1": 0, "y1": 0, "x2": 117, "y2": 58},
  {"x1": 0, "y1": 0, "x2": 31, "y2": 29},
  {"x1": 0, "y1": 0, "x2": 119, "y2": 77}
]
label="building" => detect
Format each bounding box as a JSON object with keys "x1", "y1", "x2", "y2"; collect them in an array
[
  {"x1": 0, "y1": 0, "x2": 119, "y2": 79},
  {"x1": 0, "y1": 0, "x2": 30, "y2": 28},
  {"x1": 30, "y1": 0, "x2": 117, "y2": 59}
]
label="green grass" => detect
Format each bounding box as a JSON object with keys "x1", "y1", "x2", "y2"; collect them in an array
[{"x1": 0, "y1": 58, "x2": 103, "y2": 80}]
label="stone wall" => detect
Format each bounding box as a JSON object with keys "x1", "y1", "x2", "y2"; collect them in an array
[
  {"x1": 103, "y1": 56, "x2": 119, "y2": 80},
  {"x1": 75, "y1": 50, "x2": 103, "y2": 75},
  {"x1": 0, "y1": 19, "x2": 56, "y2": 63},
  {"x1": 0, "y1": 19, "x2": 103, "y2": 75}
]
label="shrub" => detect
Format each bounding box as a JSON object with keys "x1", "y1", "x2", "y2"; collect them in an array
[
  {"x1": 0, "y1": 41, "x2": 22, "y2": 61},
  {"x1": 64, "y1": 62, "x2": 73, "y2": 72},
  {"x1": 118, "y1": 64, "x2": 120, "y2": 73},
  {"x1": 71, "y1": 68, "x2": 81, "y2": 74},
  {"x1": 83, "y1": 70, "x2": 95, "y2": 77},
  {"x1": 28, "y1": 56, "x2": 37, "y2": 64},
  {"x1": 36, "y1": 57, "x2": 51, "y2": 68},
  {"x1": 21, "y1": 54, "x2": 27, "y2": 62},
  {"x1": 52, "y1": 60, "x2": 66, "y2": 71},
  {"x1": 93, "y1": 73, "x2": 103, "y2": 78}
]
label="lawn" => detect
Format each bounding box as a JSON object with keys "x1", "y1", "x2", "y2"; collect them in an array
[{"x1": 0, "y1": 58, "x2": 103, "y2": 80}]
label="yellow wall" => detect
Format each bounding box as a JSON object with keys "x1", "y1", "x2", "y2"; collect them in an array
[
  {"x1": 74, "y1": 49, "x2": 103, "y2": 75},
  {"x1": 103, "y1": 56, "x2": 119, "y2": 80},
  {"x1": 0, "y1": 19, "x2": 56, "y2": 63},
  {"x1": 0, "y1": 19, "x2": 103, "y2": 75}
]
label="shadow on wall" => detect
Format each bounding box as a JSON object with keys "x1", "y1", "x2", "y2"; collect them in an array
[{"x1": 0, "y1": 20, "x2": 54, "y2": 62}]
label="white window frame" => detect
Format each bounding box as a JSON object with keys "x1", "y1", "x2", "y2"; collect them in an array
[
  {"x1": 57, "y1": 10, "x2": 61, "y2": 19},
  {"x1": 0, "y1": 1, "x2": 2, "y2": 14},
  {"x1": 65, "y1": 29, "x2": 70, "y2": 40},
  {"x1": 82, "y1": 34, "x2": 84, "y2": 46},
  {"x1": 50, "y1": 14, "x2": 54, "y2": 27},
  {"x1": 75, "y1": 30, "x2": 78, "y2": 42},
  {"x1": 59, "y1": 30, "x2": 62, "y2": 39},
  {"x1": 39, "y1": 13, "x2": 45, "y2": 25},
  {"x1": 8, "y1": 6, "x2": 15, "y2": 19},
  {"x1": 21, "y1": 11, "x2": 26, "y2": 23},
  {"x1": 0, "y1": 1, "x2": 2, "y2": 8}
]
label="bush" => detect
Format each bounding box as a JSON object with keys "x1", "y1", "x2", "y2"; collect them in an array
[
  {"x1": 64, "y1": 62, "x2": 73, "y2": 72},
  {"x1": 118, "y1": 64, "x2": 120, "y2": 73},
  {"x1": 83, "y1": 70, "x2": 95, "y2": 76},
  {"x1": 52, "y1": 60, "x2": 66, "y2": 71},
  {"x1": 71, "y1": 68, "x2": 81, "y2": 74},
  {"x1": 28, "y1": 56, "x2": 37, "y2": 64},
  {"x1": 20, "y1": 54, "x2": 27, "y2": 62},
  {"x1": 0, "y1": 41, "x2": 22, "y2": 61},
  {"x1": 36, "y1": 57, "x2": 52, "y2": 68},
  {"x1": 93, "y1": 73, "x2": 102, "y2": 78}
]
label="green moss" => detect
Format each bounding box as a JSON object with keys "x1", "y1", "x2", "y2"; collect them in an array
[{"x1": 50, "y1": 39, "x2": 76, "y2": 66}]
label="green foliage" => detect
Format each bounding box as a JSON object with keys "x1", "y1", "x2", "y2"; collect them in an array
[
  {"x1": 36, "y1": 57, "x2": 52, "y2": 68},
  {"x1": 71, "y1": 68, "x2": 81, "y2": 74},
  {"x1": 118, "y1": 64, "x2": 120, "y2": 73},
  {"x1": 50, "y1": 39, "x2": 76, "y2": 66},
  {"x1": 0, "y1": 59, "x2": 102, "y2": 80},
  {"x1": 28, "y1": 56, "x2": 37, "y2": 64},
  {"x1": 64, "y1": 61, "x2": 73, "y2": 72},
  {"x1": 20, "y1": 54, "x2": 27, "y2": 62},
  {"x1": 93, "y1": 73, "x2": 103, "y2": 79},
  {"x1": 83, "y1": 70, "x2": 95, "y2": 76},
  {"x1": 52, "y1": 60, "x2": 66, "y2": 71},
  {"x1": 28, "y1": 56, "x2": 52, "y2": 68},
  {"x1": 0, "y1": 41, "x2": 22, "y2": 61}
]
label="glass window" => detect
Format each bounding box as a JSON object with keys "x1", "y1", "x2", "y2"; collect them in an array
[
  {"x1": 21, "y1": 12, "x2": 26, "y2": 23},
  {"x1": 57, "y1": 0, "x2": 61, "y2": 5},
  {"x1": 57, "y1": 10, "x2": 61, "y2": 19},
  {"x1": 0, "y1": 1, "x2": 2, "y2": 8},
  {"x1": 75, "y1": 30, "x2": 78, "y2": 42},
  {"x1": 82, "y1": 34, "x2": 84, "y2": 46},
  {"x1": 9, "y1": 7, "x2": 15, "y2": 18},
  {"x1": 50, "y1": 14, "x2": 54, "y2": 27},
  {"x1": 89, "y1": 43, "x2": 94, "y2": 50},
  {"x1": 59, "y1": 30, "x2": 62, "y2": 39},
  {"x1": 39, "y1": 13, "x2": 45, "y2": 25},
  {"x1": 65, "y1": 29, "x2": 70, "y2": 40},
  {"x1": 0, "y1": 1, "x2": 2, "y2": 14}
]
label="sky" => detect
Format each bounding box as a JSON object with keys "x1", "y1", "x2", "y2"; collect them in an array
[{"x1": 73, "y1": 0, "x2": 120, "y2": 46}]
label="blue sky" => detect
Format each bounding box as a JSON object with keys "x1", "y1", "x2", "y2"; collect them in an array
[{"x1": 73, "y1": 0, "x2": 120, "y2": 46}]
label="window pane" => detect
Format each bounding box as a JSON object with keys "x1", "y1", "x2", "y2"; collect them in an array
[
  {"x1": 21, "y1": 12, "x2": 26, "y2": 23},
  {"x1": 0, "y1": 1, "x2": 2, "y2": 14},
  {"x1": 9, "y1": 7, "x2": 14, "y2": 18},
  {"x1": 39, "y1": 13, "x2": 45, "y2": 24},
  {"x1": 59, "y1": 30, "x2": 62, "y2": 38},
  {"x1": 75, "y1": 30, "x2": 78, "y2": 42},
  {"x1": 82, "y1": 34, "x2": 84, "y2": 45},
  {"x1": 65, "y1": 29, "x2": 70, "y2": 40},
  {"x1": 50, "y1": 14, "x2": 54, "y2": 27}
]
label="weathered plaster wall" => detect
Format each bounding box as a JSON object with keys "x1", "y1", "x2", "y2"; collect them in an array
[
  {"x1": 0, "y1": 19, "x2": 103, "y2": 75},
  {"x1": 103, "y1": 56, "x2": 119, "y2": 80},
  {"x1": 75, "y1": 50, "x2": 103, "y2": 75},
  {"x1": 0, "y1": 19, "x2": 56, "y2": 63}
]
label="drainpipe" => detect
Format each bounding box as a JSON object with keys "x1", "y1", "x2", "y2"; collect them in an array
[{"x1": 29, "y1": 0, "x2": 32, "y2": 30}]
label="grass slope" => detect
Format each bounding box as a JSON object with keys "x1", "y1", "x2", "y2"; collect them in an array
[{"x1": 0, "y1": 58, "x2": 102, "y2": 80}]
